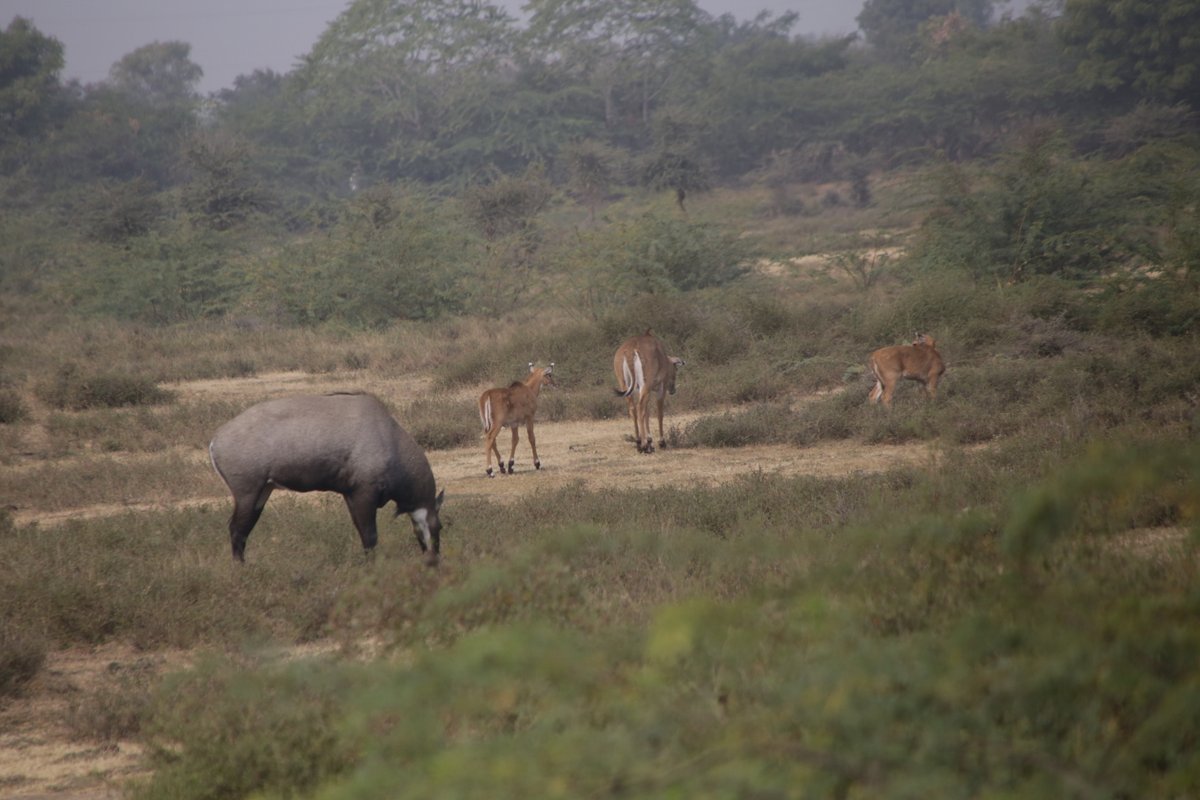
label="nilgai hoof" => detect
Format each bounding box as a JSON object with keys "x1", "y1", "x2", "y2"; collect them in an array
[
  {"x1": 506, "y1": 459, "x2": 515, "y2": 473},
  {"x1": 487, "y1": 467, "x2": 495, "y2": 478},
  {"x1": 534, "y1": 460, "x2": 541, "y2": 470},
  {"x1": 499, "y1": 462, "x2": 507, "y2": 474},
  {"x1": 658, "y1": 439, "x2": 667, "y2": 450}
]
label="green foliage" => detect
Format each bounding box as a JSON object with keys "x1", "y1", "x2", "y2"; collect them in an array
[
  {"x1": 253, "y1": 187, "x2": 470, "y2": 326},
  {"x1": 179, "y1": 130, "x2": 269, "y2": 231},
  {"x1": 915, "y1": 130, "x2": 1133, "y2": 282},
  {"x1": 857, "y1": 0, "x2": 994, "y2": 61},
  {"x1": 0, "y1": 16, "x2": 65, "y2": 139},
  {"x1": 1003, "y1": 440, "x2": 1199, "y2": 560},
  {"x1": 557, "y1": 213, "x2": 750, "y2": 311},
  {"x1": 70, "y1": 229, "x2": 245, "y2": 323},
  {"x1": 459, "y1": 164, "x2": 553, "y2": 240},
  {"x1": 120, "y1": 444, "x2": 1200, "y2": 800},
  {"x1": 34, "y1": 364, "x2": 174, "y2": 411},
  {"x1": 640, "y1": 149, "x2": 710, "y2": 212},
  {"x1": 107, "y1": 41, "x2": 202, "y2": 109},
  {"x1": 560, "y1": 139, "x2": 625, "y2": 219},
  {"x1": 133, "y1": 656, "x2": 363, "y2": 800},
  {"x1": 1060, "y1": 0, "x2": 1200, "y2": 106},
  {"x1": 83, "y1": 178, "x2": 165, "y2": 242}
]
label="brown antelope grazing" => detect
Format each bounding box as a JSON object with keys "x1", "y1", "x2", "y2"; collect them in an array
[
  {"x1": 479, "y1": 362, "x2": 556, "y2": 477},
  {"x1": 613, "y1": 330, "x2": 685, "y2": 453},
  {"x1": 868, "y1": 333, "x2": 946, "y2": 409}
]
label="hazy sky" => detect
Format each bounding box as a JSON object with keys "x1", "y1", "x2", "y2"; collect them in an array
[{"x1": 0, "y1": 0, "x2": 863, "y2": 94}]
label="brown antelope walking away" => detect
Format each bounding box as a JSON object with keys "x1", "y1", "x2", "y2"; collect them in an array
[
  {"x1": 479, "y1": 362, "x2": 556, "y2": 477},
  {"x1": 613, "y1": 330, "x2": 685, "y2": 453},
  {"x1": 868, "y1": 333, "x2": 946, "y2": 409}
]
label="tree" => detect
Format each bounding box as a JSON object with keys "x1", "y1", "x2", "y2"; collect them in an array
[
  {"x1": 294, "y1": 0, "x2": 532, "y2": 182},
  {"x1": 0, "y1": 17, "x2": 65, "y2": 139},
  {"x1": 1060, "y1": 0, "x2": 1200, "y2": 107},
  {"x1": 641, "y1": 149, "x2": 709, "y2": 213},
  {"x1": 857, "y1": 0, "x2": 995, "y2": 60},
  {"x1": 108, "y1": 41, "x2": 202, "y2": 108},
  {"x1": 561, "y1": 139, "x2": 625, "y2": 221},
  {"x1": 523, "y1": 0, "x2": 709, "y2": 130}
]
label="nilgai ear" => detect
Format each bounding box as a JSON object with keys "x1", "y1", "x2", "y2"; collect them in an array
[
  {"x1": 436, "y1": 489, "x2": 445, "y2": 509},
  {"x1": 528, "y1": 361, "x2": 534, "y2": 372},
  {"x1": 672, "y1": 357, "x2": 685, "y2": 367},
  {"x1": 548, "y1": 361, "x2": 555, "y2": 372}
]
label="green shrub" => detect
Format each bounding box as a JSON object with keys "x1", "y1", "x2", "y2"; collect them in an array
[
  {"x1": 133, "y1": 656, "x2": 364, "y2": 800},
  {"x1": 913, "y1": 130, "x2": 1134, "y2": 283}
]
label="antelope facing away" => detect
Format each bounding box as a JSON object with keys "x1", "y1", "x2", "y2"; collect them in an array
[
  {"x1": 613, "y1": 329, "x2": 685, "y2": 453},
  {"x1": 868, "y1": 333, "x2": 946, "y2": 409},
  {"x1": 479, "y1": 362, "x2": 556, "y2": 477}
]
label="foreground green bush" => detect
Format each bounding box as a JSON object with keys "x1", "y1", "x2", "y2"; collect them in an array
[{"x1": 126, "y1": 442, "x2": 1199, "y2": 800}]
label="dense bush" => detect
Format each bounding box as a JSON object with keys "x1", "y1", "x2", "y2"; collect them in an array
[
  {"x1": 251, "y1": 187, "x2": 471, "y2": 326},
  {"x1": 120, "y1": 443, "x2": 1200, "y2": 800}
]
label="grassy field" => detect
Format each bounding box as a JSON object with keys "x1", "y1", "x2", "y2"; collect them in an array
[{"x1": 1, "y1": 175, "x2": 1198, "y2": 798}]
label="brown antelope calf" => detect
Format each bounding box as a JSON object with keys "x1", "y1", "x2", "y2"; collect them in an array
[
  {"x1": 613, "y1": 330, "x2": 685, "y2": 453},
  {"x1": 868, "y1": 333, "x2": 945, "y2": 409},
  {"x1": 479, "y1": 362, "x2": 555, "y2": 477}
]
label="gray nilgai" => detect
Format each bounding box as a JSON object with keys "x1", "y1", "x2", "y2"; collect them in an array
[{"x1": 209, "y1": 393, "x2": 445, "y2": 564}]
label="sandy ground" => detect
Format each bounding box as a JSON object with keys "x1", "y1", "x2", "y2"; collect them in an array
[{"x1": 1, "y1": 373, "x2": 938, "y2": 799}]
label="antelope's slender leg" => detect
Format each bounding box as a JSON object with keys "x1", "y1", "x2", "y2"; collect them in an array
[
  {"x1": 626, "y1": 395, "x2": 641, "y2": 450},
  {"x1": 655, "y1": 391, "x2": 667, "y2": 449},
  {"x1": 637, "y1": 389, "x2": 654, "y2": 453},
  {"x1": 485, "y1": 427, "x2": 503, "y2": 477},
  {"x1": 507, "y1": 427, "x2": 519, "y2": 473},
  {"x1": 527, "y1": 420, "x2": 541, "y2": 469}
]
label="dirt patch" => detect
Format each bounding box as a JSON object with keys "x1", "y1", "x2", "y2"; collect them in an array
[{"x1": 0, "y1": 644, "x2": 188, "y2": 800}]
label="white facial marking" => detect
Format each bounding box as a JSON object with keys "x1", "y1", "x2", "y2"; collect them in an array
[{"x1": 411, "y1": 508, "x2": 432, "y2": 550}]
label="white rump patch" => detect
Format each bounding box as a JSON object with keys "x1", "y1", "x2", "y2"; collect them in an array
[{"x1": 633, "y1": 351, "x2": 646, "y2": 393}]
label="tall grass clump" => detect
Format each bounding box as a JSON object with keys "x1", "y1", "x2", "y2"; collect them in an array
[
  {"x1": 0, "y1": 388, "x2": 28, "y2": 424},
  {"x1": 35, "y1": 364, "x2": 175, "y2": 411},
  {"x1": 131, "y1": 656, "x2": 365, "y2": 800},
  {"x1": 0, "y1": 623, "x2": 45, "y2": 698}
]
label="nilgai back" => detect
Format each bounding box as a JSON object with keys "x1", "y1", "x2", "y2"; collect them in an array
[{"x1": 209, "y1": 392, "x2": 444, "y2": 564}]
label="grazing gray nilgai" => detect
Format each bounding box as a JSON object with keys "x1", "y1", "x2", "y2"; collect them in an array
[{"x1": 209, "y1": 393, "x2": 445, "y2": 564}]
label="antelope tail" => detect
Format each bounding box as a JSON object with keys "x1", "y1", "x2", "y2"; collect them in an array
[
  {"x1": 616, "y1": 356, "x2": 635, "y2": 398},
  {"x1": 480, "y1": 396, "x2": 493, "y2": 433}
]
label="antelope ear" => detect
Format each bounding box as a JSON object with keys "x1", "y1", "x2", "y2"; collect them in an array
[
  {"x1": 528, "y1": 361, "x2": 535, "y2": 372},
  {"x1": 436, "y1": 489, "x2": 445, "y2": 509},
  {"x1": 671, "y1": 357, "x2": 685, "y2": 367}
]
